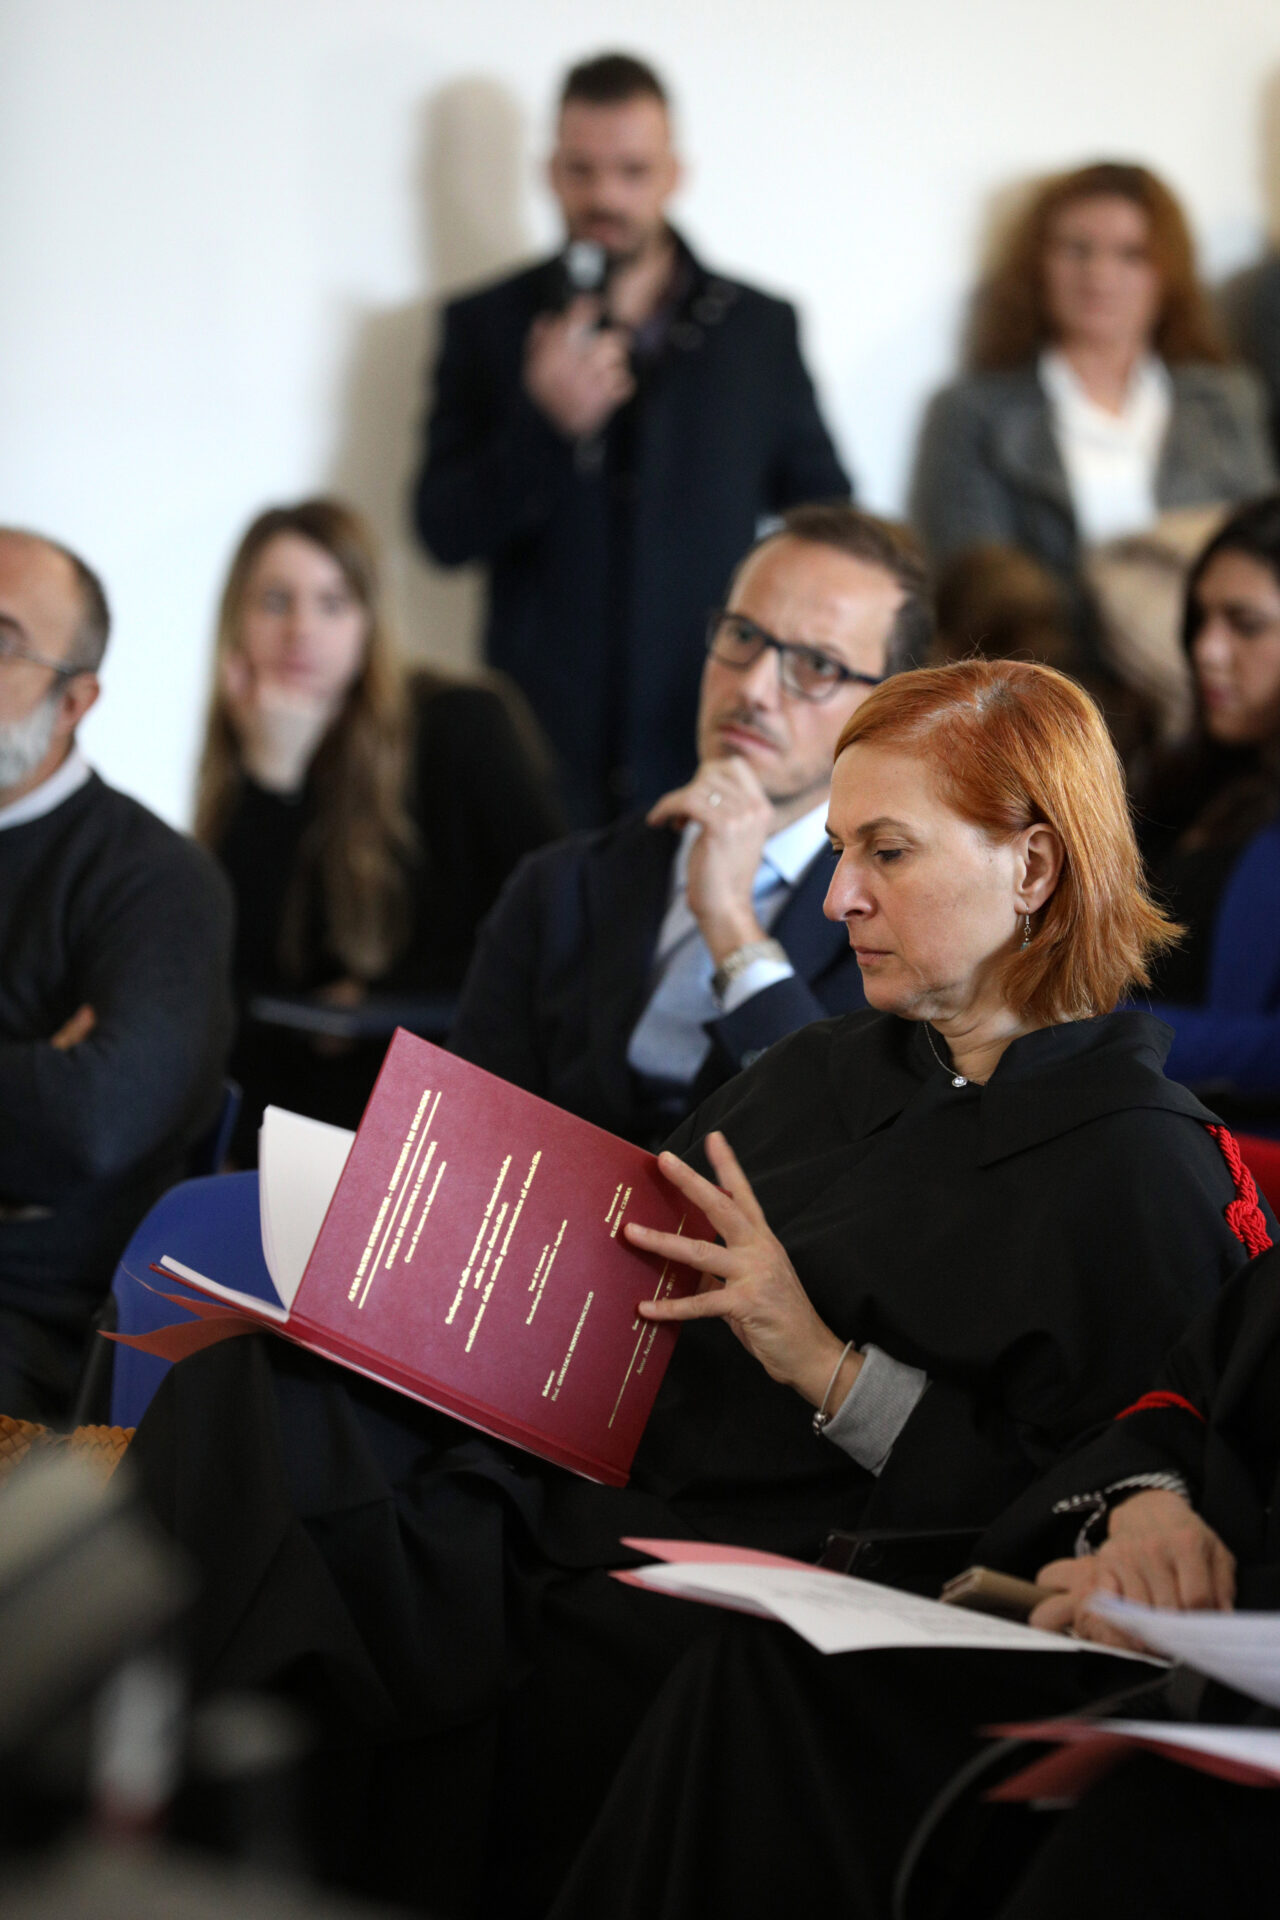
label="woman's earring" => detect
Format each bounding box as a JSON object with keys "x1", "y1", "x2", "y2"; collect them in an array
[{"x1": 1021, "y1": 912, "x2": 1032, "y2": 950}]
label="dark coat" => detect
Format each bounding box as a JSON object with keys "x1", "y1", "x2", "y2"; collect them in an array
[
  {"x1": 413, "y1": 239, "x2": 851, "y2": 822},
  {"x1": 447, "y1": 813, "x2": 864, "y2": 1147}
]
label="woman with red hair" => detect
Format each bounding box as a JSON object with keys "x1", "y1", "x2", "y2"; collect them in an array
[{"x1": 131, "y1": 660, "x2": 1262, "y2": 1917}]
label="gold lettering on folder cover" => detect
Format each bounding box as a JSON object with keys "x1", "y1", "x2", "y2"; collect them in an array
[
  {"x1": 609, "y1": 1186, "x2": 632, "y2": 1239},
  {"x1": 447, "y1": 1155, "x2": 512, "y2": 1324},
  {"x1": 403, "y1": 1158, "x2": 447, "y2": 1264},
  {"x1": 152, "y1": 1031, "x2": 714, "y2": 1490},
  {"x1": 351, "y1": 1087, "x2": 438, "y2": 1307},
  {"x1": 551, "y1": 1291, "x2": 594, "y2": 1401},
  {"x1": 608, "y1": 1216, "x2": 686, "y2": 1426},
  {"x1": 387, "y1": 1138, "x2": 437, "y2": 1268},
  {"x1": 463, "y1": 1152, "x2": 542, "y2": 1352},
  {"x1": 526, "y1": 1218, "x2": 567, "y2": 1325}
]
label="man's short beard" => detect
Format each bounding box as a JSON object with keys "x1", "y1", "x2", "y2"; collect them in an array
[{"x1": 0, "y1": 693, "x2": 60, "y2": 793}]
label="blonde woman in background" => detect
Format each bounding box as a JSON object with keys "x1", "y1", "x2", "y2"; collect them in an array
[{"x1": 196, "y1": 498, "x2": 564, "y2": 1153}]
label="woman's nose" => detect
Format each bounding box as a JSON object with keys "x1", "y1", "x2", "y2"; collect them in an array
[
  {"x1": 1193, "y1": 617, "x2": 1233, "y2": 671},
  {"x1": 283, "y1": 605, "x2": 315, "y2": 645},
  {"x1": 823, "y1": 857, "x2": 870, "y2": 923}
]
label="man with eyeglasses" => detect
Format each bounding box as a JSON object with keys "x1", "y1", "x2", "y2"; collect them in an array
[
  {"x1": 450, "y1": 505, "x2": 929, "y2": 1145},
  {"x1": 414, "y1": 51, "x2": 850, "y2": 828},
  {"x1": 0, "y1": 528, "x2": 232, "y2": 1421}
]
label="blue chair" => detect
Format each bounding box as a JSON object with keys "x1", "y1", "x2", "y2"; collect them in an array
[
  {"x1": 188, "y1": 1080, "x2": 242, "y2": 1179},
  {"x1": 104, "y1": 1170, "x2": 278, "y2": 1430}
]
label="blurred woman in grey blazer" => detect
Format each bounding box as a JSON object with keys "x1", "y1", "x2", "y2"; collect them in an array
[{"x1": 912, "y1": 162, "x2": 1275, "y2": 698}]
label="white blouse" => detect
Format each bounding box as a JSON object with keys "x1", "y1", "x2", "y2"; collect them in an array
[{"x1": 1039, "y1": 348, "x2": 1172, "y2": 546}]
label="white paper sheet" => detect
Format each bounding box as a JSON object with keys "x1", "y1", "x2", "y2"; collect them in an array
[
  {"x1": 1088, "y1": 1594, "x2": 1280, "y2": 1708},
  {"x1": 629, "y1": 1561, "x2": 1138, "y2": 1658},
  {"x1": 154, "y1": 1256, "x2": 290, "y2": 1322},
  {"x1": 1097, "y1": 1718, "x2": 1280, "y2": 1777},
  {"x1": 258, "y1": 1107, "x2": 355, "y2": 1307}
]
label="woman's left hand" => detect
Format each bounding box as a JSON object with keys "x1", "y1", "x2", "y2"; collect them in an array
[
  {"x1": 1029, "y1": 1491, "x2": 1236, "y2": 1649},
  {"x1": 627, "y1": 1131, "x2": 862, "y2": 1409}
]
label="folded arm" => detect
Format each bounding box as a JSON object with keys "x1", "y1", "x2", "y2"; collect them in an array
[{"x1": 0, "y1": 850, "x2": 232, "y2": 1197}]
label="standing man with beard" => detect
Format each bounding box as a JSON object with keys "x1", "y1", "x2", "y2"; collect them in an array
[
  {"x1": 0, "y1": 528, "x2": 231, "y2": 1420},
  {"x1": 450, "y1": 505, "x2": 929, "y2": 1145},
  {"x1": 415, "y1": 52, "x2": 851, "y2": 826}
]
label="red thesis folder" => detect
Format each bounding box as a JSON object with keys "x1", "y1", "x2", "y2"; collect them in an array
[{"x1": 132, "y1": 1030, "x2": 710, "y2": 1486}]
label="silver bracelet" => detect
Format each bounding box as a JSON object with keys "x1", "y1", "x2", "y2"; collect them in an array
[
  {"x1": 812, "y1": 1339, "x2": 857, "y2": 1435},
  {"x1": 1052, "y1": 1472, "x2": 1193, "y2": 1556}
]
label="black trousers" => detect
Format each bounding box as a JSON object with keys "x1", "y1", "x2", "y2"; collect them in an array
[
  {"x1": 131, "y1": 1337, "x2": 724, "y2": 1916},
  {"x1": 549, "y1": 1618, "x2": 1135, "y2": 1920},
  {"x1": 993, "y1": 1754, "x2": 1278, "y2": 1920}
]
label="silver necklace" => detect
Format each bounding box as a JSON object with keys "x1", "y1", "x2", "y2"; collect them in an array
[{"x1": 923, "y1": 1023, "x2": 968, "y2": 1088}]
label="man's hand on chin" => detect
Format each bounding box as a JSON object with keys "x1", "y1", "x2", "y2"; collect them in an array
[{"x1": 647, "y1": 757, "x2": 774, "y2": 964}]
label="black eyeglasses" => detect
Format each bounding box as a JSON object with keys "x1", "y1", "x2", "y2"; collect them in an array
[
  {"x1": 705, "y1": 611, "x2": 882, "y2": 703},
  {"x1": 0, "y1": 627, "x2": 82, "y2": 678}
]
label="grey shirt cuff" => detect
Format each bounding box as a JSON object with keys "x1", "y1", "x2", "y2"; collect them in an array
[{"x1": 821, "y1": 1344, "x2": 929, "y2": 1475}]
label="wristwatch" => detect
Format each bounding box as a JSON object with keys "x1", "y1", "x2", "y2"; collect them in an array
[{"x1": 710, "y1": 938, "x2": 788, "y2": 1002}]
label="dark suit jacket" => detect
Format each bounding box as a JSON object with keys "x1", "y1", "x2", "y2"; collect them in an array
[
  {"x1": 447, "y1": 813, "x2": 865, "y2": 1146},
  {"x1": 414, "y1": 237, "x2": 850, "y2": 821}
]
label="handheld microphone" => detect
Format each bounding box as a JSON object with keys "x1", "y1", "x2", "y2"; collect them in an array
[
  {"x1": 563, "y1": 240, "x2": 609, "y2": 297},
  {"x1": 557, "y1": 239, "x2": 621, "y2": 325}
]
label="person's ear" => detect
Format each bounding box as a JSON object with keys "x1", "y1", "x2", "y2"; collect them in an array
[
  {"x1": 1017, "y1": 822, "x2": 1063, "y2": 914},
  {"x1": 52, "y1": 672, "x2": 99, "y2": 740}
]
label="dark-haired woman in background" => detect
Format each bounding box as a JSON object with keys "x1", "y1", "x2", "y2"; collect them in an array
[
  {"x1": 912, "y1": 162, "x2": 1274, "y2": 692},
  {"x1": 195, "y1": 499, "x2": 564, "y2": 1151},
  {"x1": 1138, "y1": 494, "x2": 1280, "y2": 1121}
]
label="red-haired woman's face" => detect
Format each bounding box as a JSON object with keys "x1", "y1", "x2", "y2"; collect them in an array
[
  {"x1": 823, "y1": 743, "x2": 1058, "y2": 1026},
  {"x1": 238, "y1": 533, "x2": 369, "y2": 706},
  {"x1": 1042, "y1": 194, "x2": 1163, "y2": 358},
  {"x1": 1191, "y1": 550, "x2": 1280, "y2": 747}
]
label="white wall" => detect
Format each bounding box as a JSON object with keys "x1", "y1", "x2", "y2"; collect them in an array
[{"x1": 3, "y1": 0, "x2": 1280, "y2": 824}]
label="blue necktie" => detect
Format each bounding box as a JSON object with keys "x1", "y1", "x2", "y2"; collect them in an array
[{"x1": 627, "y1": 858, "x2": 784, "y2": 1086}]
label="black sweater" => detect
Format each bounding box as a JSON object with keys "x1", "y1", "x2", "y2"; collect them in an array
[{"x1": 0, "y1": 771, "x2": 232, "y2": 1411}]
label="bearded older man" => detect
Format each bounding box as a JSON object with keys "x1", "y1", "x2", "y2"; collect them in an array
[{"x1": 0, "y1": 527, "x2": 231, "y2": 1420}]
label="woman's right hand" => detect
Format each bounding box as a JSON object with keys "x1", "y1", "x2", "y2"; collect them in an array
[
  {"x1": 1029, "y1": 1490, "x2": 1235, "y2": 1650},
  {"x1": 223, "y1": 651, "x2": 339, "y2": 795}
]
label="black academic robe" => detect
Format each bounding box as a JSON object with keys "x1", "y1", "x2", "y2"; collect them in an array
[
  {"x1": 129, "y1": 1008, "x2": 1259, "y2": 1915},
  {"x1": 979, "y1": 1240, "x2": 1280, "y2": 1605},
  {"x1": 553, "y1": 1147, "x2": 1280, "y2": 1920}
]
